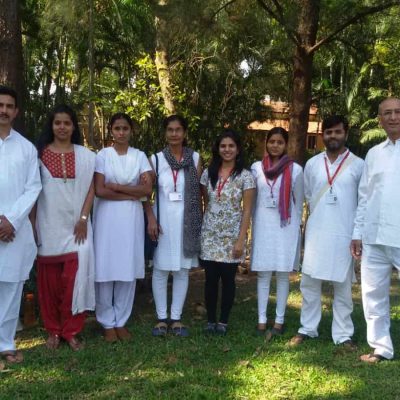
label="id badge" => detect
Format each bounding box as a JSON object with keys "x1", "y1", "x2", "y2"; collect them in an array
[
  {"x1": 264, "y1": 196, "x2": 277, "y2": 208},
  {"x1": 169, "y1": 192, "x2": 183, "y2": 201},
  {"x1": 325, "y1": 192, "x2": 338, "y2": 205}
]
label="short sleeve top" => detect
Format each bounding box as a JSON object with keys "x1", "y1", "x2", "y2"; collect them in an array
[{"x1": 200, "y1": 168, "x2": 256, "y2": 263}]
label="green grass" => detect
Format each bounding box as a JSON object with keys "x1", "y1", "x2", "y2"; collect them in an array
[{"x1": 1, "y1": 270, "x2": 400, "y2": 400}]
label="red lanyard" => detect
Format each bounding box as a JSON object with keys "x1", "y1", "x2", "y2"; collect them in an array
[
  {"x1": 324, "y1": 150, "x2": 350, "y2": 188},
  {"x1": 217, "y1": 169, "x2": 233, "y2": 199},
  {"x1": 171, "y1": 153, "x2": 183, "y2": 192},
  {"x1": 263, "y1": 157, "x2": 278, "y2": 197},
  {"x1": 171, "y1": 169, "x2": 179, "y2": 192},
  {"x1": 265, "y1": 176, "x2": 278, "y2": 198}
]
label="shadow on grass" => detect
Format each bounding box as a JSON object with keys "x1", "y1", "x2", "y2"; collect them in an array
[{"x1": 1, "y1": 270, "x2": 399, "y2": 399}]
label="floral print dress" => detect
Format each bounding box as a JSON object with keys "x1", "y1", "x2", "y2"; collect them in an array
[{"x1": 200, "y1": 168, "x2": 256, "y2": 263}]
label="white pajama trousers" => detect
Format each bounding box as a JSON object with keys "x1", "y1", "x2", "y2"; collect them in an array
[
  {"x1": 361, "y1": 244, "x2": 400, "y2": 360},
  {"x1": 298, "y1": 268, "x2": 354, "y2": 344},
  {"x1": 257, "y1": 271, "x2": 289, "y2": 324},
  {"x1": 95, "y1": 281, "x2": 136, "y2": 329},
  {"x1": 152, "y1": 268, "x2": 189, "y2": 321},
  {"x1": 0, "y1": 281, "x2": 24, "y2": 352}
]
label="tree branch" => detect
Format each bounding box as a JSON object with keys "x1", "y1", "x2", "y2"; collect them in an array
[
  {"x1": 256, "y1": 0, "x2": 299, "y2": 45},
  {"x1": 211, "y1": 0, "x2": 238, "y2": 19},
  {"x1": 308, "y1": 1, "x2": 399, "y2": 54}
]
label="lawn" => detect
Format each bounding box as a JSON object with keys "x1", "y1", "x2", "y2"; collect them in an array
[{"x1": 1, "y1": 269, "x2": 400, "y2": 400}]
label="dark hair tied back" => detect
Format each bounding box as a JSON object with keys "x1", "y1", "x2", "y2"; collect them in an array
[
  {"x1": 208, "y1": 129, "x2": 244, "y2": 190},
  {"x1": 108, "y1": 113, "x2": 134, "y2": 134},
  {"x1": 37, "y1": 104, "x2": 81, "y2": 158},
  {"x1": 266, "y1": 127, "x2": 289, "y2": 144},
  {"x1": 163, "y1": 114, "x2": 189, "y2": 147}
]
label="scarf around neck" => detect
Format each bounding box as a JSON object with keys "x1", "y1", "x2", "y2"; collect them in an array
[
  {"x1": 108, "y1": 147, "x2": 140, "y2": 185},
  {"x1": 262, "y1": 154, "x2": 294, "y2": 226},
  {"x1": 162, "y1": 146, "x2": 202, "y2": 257}
]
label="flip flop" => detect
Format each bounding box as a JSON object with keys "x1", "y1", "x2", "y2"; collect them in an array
[{"x1": 1, "y1": 350, "x2": 24, "y2": 364}]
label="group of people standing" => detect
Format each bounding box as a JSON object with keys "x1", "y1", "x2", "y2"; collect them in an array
[{"x1": 1, "y1": 84, "x2": 399, "y2": 367}]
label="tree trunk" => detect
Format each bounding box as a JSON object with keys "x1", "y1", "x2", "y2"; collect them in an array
[
  {"x1": 154, "y1": 0, "x2": 176, "y2": 115},
  {"x1": 88, "y1": 0, "x2": 95, "y2": 148},
  {"x1": 288, "y1": 47, "x2": 315, "y2": 164},
  {"x1": 0, "y1": 0, "x2": 25, "y2": 133},
  {"x1": 288, "y1": 0, "x2": 320, "y2": 165}
]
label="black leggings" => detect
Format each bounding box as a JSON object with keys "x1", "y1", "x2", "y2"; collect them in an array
[{"x1": 201, "y1": 259, "x2": 238, "y2": 324}]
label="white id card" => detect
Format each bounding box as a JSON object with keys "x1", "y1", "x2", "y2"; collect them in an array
[
  {"x1": 169, "y1": 192, "x2": 183, "y2": 201},
  {"x1": 263, "y1": 196, "x2": 277, "y2": 208},
  {"x1": 325, "y1": 192, "x2": 338, "y2": 205}
]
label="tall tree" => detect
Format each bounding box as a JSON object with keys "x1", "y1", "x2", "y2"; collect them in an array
[
  {"x1": 256, "y1": 0, "x2": 399, "y2": 164},
  {"x1": 0, "y1": 0, "x2": 25, "y2": 132},
  {"x1": 151, "y1": 0, "x2": 177, "y2": 114}
]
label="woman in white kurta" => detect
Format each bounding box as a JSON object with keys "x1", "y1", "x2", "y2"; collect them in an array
[
  {"x1": 94, "y1": 113, "x2": 152, "y2": 342},
  {"x1": 251, "y1": 127, "x2": 304, "y2": 337},
  {"x1": 145, "y1": 115, "x2": 202, "y2": 337}
]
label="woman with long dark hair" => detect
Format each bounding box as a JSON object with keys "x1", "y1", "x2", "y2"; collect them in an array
[
  {"x1": 145, "y1": 115, "x2": 202, "y2": 337},
  {"x1": 35, "y1": 104, "x2": 96, "y2": 351},
  {"x1": 251, "y1": 127, "x2": 304, "y2": 337},
  {"x1": 94, "y1": 113, "x2": 152, "y2": 342},
  {"x1": 200, "y1": 130, "x2": 255, "y2": 335}
]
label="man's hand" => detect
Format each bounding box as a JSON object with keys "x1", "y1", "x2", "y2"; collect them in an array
[
  {"x1": 350, "y1": 239, "x2": 362, "y2": 260},
  {"x1": 0, "y1": 215, "x2": 15, "y2": 242}
]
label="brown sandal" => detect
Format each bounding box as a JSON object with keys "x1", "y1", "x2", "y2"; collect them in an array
[
  {"x1": 0, "y1": 350, "x2": 24, "y2": 364},
  {"x1": 289, "y1": 333, "x2": 309, "y2": 346},
  {"x1": 115, "y1": 327, "x2": 132, "y2": 341},
  {"x1": 67, "y1": 337, "x2": 84, "y2": 352},
  {"x1": 46, "y1": 334, "x2": 61, "y2": 350},
  {"x1": 360, "y1": 352, "x2": 389, "y2": 363},
  {"x1": 104, "y1": 328, "x2": 118, "y2": 343}
]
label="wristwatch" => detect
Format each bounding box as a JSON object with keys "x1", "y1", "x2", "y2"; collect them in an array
[{"x1": 80, "y1": 215, "x2": 88, "y2": 221}]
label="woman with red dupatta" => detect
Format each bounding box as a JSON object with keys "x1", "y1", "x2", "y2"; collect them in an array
[{"x1": 250, "y1": 127, "x2": 304, "y2": 338}]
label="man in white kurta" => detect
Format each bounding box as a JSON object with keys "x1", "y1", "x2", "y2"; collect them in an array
[
  {"x1": 0, "y1": 86, "x2": 41, "y2": 361},
  {"x1": 291, "y1": 115, "x2": 364, "y2": 347},
  {"x1": 352, "y1": 98, "x2": 400, "y2": 363}
]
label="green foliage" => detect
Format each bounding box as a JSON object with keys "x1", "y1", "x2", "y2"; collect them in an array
[
  {"x1": 2, "y1": 274, "x2": 400, "y2": 399},
  {"x1": 19, "y1": 0, "x2": 400, "y2": 156}
]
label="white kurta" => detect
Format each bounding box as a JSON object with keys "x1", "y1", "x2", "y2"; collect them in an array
[
  {"x1": 302, "y1": 151, "x2": 364, "y2": 282},
  {"x1": 0, "y1": 129, "x2": 41, "y2": 282},
  {"x1": 36, "y1": 145, "x2": 96, "y2": 313},
  {"x1": 250, "y1": 161, "x2": 304, "y2": 271},
  {"x1": 353, "y1": 138, "x2": 400, "y2": 247},
  {"x1": 151, "y1": 152, "x2": 199, "y2": 271},
  {"x1": 94, "y1": 147, "x2": 151, "y2": 282}
]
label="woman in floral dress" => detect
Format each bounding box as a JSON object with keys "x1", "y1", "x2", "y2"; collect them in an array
[{"x1": 200, "y1": 130, "x2": 256, "y2": 335}]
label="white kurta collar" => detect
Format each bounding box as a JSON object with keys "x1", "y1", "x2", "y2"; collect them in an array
[{"x1": 323, "y1": 148, "x2": 350, "y2": 166}]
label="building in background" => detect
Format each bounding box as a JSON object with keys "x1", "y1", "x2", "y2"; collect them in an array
[{"x1": 248, "y1": 97, "x2": 323, "y2": 159}]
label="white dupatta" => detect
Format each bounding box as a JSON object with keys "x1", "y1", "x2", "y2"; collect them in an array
[
  {"x1": 72, "y1": 145, "x2": 96, "y2": 314},
  {"x1": 106, "y1": 146, "x2": 140, "y2": 185}
]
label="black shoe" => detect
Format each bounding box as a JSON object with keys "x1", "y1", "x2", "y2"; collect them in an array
[
  {"x1": 215, "y1": 323, "x2": 228, "y2": 336},
  {"x1": 204, "y1": 322, "x2": 216, "y2": 335}
]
